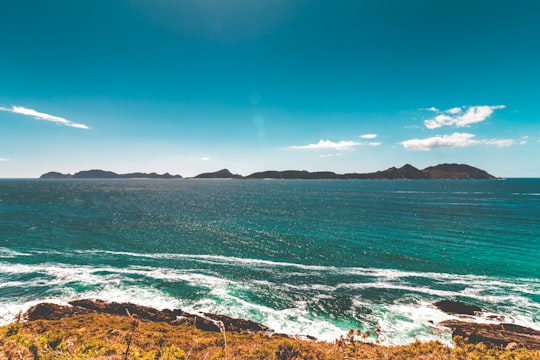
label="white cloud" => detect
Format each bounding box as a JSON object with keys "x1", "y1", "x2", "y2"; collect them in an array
[
  {"x1": 481, "y1": 138, "x2": 514, "y2": 147},
  {"x1": 0, "y1": 105, "x2": 89, "y2": 129},
  {"x1": 290, "y1": 139, "x2": 361, "y2": 150},
  {"x1": 201, "y1": 157, "x2": 210, "y2": 161},
  {"x1": 446, "y1": 107, "x2": 462, "y2": 114},
  {"x1": 319, "y1": 153, "x2": 341, "y2": 158},
  {"x1": 424, "y1": 105, "x2": 505, "y2": 129},
  {"x1": 360, "y1": 133, "x2": 377, "y2": 139},
  {"x1": 368, "y1": 142, "x2": 382, "y2": 146},
  {"x1": 401, "y1": 132, "x2": 514, "y2": 151},
  {"x1": 0, "y1": 158, "x2": 9, "y2": 161}
]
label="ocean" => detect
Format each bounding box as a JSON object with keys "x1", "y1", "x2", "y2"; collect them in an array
[{"x1": 0, "y1": 178, "x2": 539, "y2": 345}]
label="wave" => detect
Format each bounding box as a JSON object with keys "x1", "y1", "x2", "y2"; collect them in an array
[
  {"x1": 0, "y1": 247, "x2": 31, "y2": 258},
  {"x1": 1, "y1": 252, "x2": 539, "y2": 344},
  {"x1": 69, "y1": 249, "x2": 540, "y2": 289}
]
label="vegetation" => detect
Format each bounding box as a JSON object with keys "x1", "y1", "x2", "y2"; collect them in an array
[{"x1": 1, "y1": 312, "x2": 539, "y2": 359}]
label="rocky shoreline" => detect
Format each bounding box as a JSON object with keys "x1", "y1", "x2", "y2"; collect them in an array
[
  {"x1": 21, "y1": 299, "x2": 540, "y2": 350},
  {"x1": 433, "y1": 300, "x2": 540, "y2": 350},
  {"x1": 25, "y1": 299, "x2": 272, "y2": 336},
  {"x1": 3, "y1": 298, "x2": 539, "y2": 359}
]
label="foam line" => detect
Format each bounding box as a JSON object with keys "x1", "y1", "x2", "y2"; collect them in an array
[{"x1": 1, "y1": 257, "x2": 539, "y2": 342}]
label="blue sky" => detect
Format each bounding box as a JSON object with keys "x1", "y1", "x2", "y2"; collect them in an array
[{"x1": 1, "y1": 0, "x2": 539, "y2": 177}]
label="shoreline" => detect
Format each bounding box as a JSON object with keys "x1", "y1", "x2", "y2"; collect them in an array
[
  {"x1": 2, "y1": 299, "x2": 540, "y2": 359},
  {"x1": 11, "y1": 299, "x2": 540, "y2": 348}
]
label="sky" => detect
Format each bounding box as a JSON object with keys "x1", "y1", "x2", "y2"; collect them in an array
[{"x1": 1, "y1": 0, "x2": 539, "y2": 178}]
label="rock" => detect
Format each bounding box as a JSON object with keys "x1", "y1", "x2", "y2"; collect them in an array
[
  {"x1": 485, "y1": 314, "x2": 508, "y2": 322},
  {"x1": 439, "y1": 320, "x2": 540, "y2": 350},
  {"x1": 25, "y1": 299, "x2": 272, "y2": 335},
  {"x1": 203, "y1": 313, "x2": 270, "y2": 333},
  {"x1": 433, "y1": 300, "x2": 482, "y2": 315},
  {"x1": 193, "y1": 317, "x2": 221, "y2": 332},
  {"x1": 25, "y1": 303, "x2": 91, "y2": 321},
  {"x1": 69, "y1": 299, "x2": 183, "y2": 323},
  {"x1": 505, "y1": 342, "x2": 518, "y2": 351}
]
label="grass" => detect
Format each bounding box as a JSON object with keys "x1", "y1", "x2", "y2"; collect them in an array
[{"x1": 1, "y1": 312, "x2": 539, "y2": 359}]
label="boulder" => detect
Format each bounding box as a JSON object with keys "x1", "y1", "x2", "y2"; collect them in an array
[
  {"x1": 439, "y1": 320, "x2": 540, "y2": 350},
  {"x1": 25, "y1": 303, "x2": 91, "y2": 321},
  {"x1": 203, "y1": 312, "x2": 270, "y2": 333},
  {"x1": 433, "y1": 300, "x2": 482, "y2": 315}
]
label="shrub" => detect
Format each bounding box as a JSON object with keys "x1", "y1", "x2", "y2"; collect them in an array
[{"x1": 275, "y1": 340, "x2": 302, "y2": 360}]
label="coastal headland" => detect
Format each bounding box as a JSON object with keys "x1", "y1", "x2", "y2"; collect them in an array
[{"x1": 2, "y1": 299, "x2": 539, "y2": 359}]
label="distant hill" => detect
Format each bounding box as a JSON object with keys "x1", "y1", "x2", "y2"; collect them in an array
[
  {"x1": 193, "y1": 169, "x2": 243, "y2": 179},
  {"x1": 40, "y1": 170, "x2": 182, "y2": 179},
  {"x1": 344, "y1": 164, "x2": 430, "y2": 180},
  {"x1": 422, "y1": 163, "x2": 496, "y2": 180},
  {"x1": 242, "y1": 164, "x2": 497, "y2": 180},
  {"x1": 245, "y1": 170, "x2": 342, "y2": 180},
  {"x1": 40, "y1": 164, "x2": 497, "y2": 180}
]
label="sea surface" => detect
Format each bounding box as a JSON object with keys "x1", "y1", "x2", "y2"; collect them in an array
[{"x1": 0, "y1": 179, "x2": 539, "y2": 345}]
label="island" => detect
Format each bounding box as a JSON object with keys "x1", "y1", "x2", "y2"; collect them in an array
[
  {"x1": 193, "y1": 168, "x2": 243, "y2": 179},
  {"x1": 40, "y1": 170, "x2": 183, "y2": 179},
  {"x1": 197, "y1": 163, "x2": 498, "y2": 180},
  {"x1": 40, "y1": 163, "x2": 498, "y2": 180}
]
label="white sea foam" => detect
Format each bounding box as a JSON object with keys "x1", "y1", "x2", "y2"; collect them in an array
[
  {"x1": 0, "y1": 298, "x2": 72, "y2": 326},
  {"x1": 0, "y1": 247, "x2": 31, "y2": 258},
  {"x1": 1, "y1": 256, "x2": 539, "y2": 343},
  {"x1": 180, "y1": 291, "x2": 347, "y2": 342},
  {"x1": 66, "y1": 249, "x2": 540, "y2": 295},
  {"x1": 372, "y1": 302, "x2": 454, "y2": 346}
]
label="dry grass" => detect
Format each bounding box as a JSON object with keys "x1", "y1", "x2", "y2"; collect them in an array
[{"x1": 1, "y1": 313, "x2": 539, "y2": 359}]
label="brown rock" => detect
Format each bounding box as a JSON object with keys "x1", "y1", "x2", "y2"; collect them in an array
[
  {"x1": 69, "y1": 299, "x2": 180, "y2": 323},
  {"x1": 505, "y1": 342, "x2": 518, "y2": 351},
  {"x1": 193, "y1": 317, "x2": 221, "y2": 332},
  {"x1": 203, "y1": 313, "x2": 270, "y2": 333},
  {"x1": 433, "y1": 300, "x2": 482, "y2": 315},
  {"x1": 25, "y1": 303, "x2": 91, "y2": 321},
  {"x1": 25, "y1": 299, "x2": 272, "y2": 335},
  {"x1": 439, "y1": 320, "x2": 540, "y2": 350}
]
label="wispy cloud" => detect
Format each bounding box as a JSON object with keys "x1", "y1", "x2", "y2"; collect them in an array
[
  {"x1": 0, "y1": 158, "x2": 10, "y2": 161},
  {"x1": 319, "y1": 153, "x2": 341, "y2": 158},
  {"x1": 423, "y1": 105, "x2": 505, "y2": 129},
  {"x1": 401, "y1": 132, "x2": 514, "y2": 151},
  {"x1": 290, "y1": 137, "x2": 383, "y2": 150},
  {"x1": 290, "y1": 139, "x2": 361, "y2": 150},
  {"x1": 201, "y1": 157, "x2": 210, "y2": 161},
  {"x1": 0, "y1": 106, "x2": 89, "y2": 129}
]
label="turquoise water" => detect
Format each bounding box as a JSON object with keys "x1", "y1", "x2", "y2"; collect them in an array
[{"x1": 1, "y1": 179, "x2": 539, "y2": 344}]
